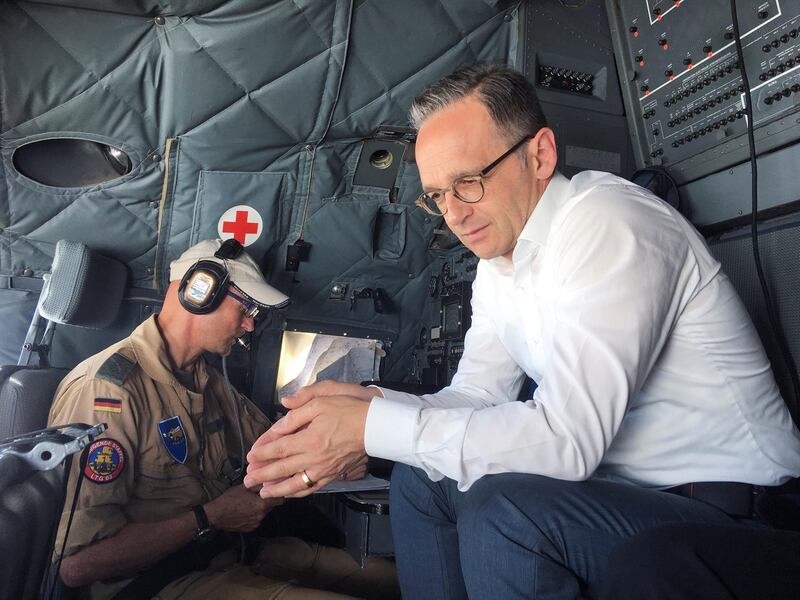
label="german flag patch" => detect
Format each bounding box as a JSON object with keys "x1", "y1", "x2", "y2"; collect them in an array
[{"x1": 94, "y1": 398, "x2": 122, "y2": 414}]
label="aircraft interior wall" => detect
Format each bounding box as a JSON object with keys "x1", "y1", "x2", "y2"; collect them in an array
[{"x1": 0, "y1": 0, "x2": 798, "y2": 410}]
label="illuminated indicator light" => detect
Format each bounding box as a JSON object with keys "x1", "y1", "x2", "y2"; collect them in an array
[
  {"x1": 646, "y1": 89, "x2": 651, "y2": 95},
  {"x1": 688, "y1": 64, "x2": 693, "y2": 69},
  {"x1": 657, "y1": 15, "x2": 663, "y2": 21},
  {"x1": 639, "y1": 60, "x2": 645, "y2": 66},
  {"x1": 708, "y1": 51, "x2": 714, "y2": 58},
  {"x1": 634, "y1": 31, "x2": 639, "y2": 38},
  {"x1": 669, "y1": 74, "x2": 675, "y2": 80},
  {"x1": 663, "y1": 43, "x2": 669, "y2": 50}
]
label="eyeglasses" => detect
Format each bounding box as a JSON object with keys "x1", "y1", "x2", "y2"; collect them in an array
[
  {"x1": 226, "y1": 288, "x2": 260, "y2": 320},
  {"x1": 415, "y1": 135, "x2": 532, "y2": 216}
]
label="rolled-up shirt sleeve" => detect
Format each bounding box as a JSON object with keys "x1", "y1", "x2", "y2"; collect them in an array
[{"x1": 366, "y1": 186, "x2": 697, "y2": 490}]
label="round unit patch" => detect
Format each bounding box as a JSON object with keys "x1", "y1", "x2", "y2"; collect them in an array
[
  {"x1": 83, "y1": 438, "x2": 126, "y2": 484},
  {"x1": 218, "y1": 205, "x2": 263, "y2": 247}
]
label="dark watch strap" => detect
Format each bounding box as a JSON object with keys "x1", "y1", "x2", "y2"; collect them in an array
[{"x1": 191, "y1": 504, "x2": 214, "y2": 542}]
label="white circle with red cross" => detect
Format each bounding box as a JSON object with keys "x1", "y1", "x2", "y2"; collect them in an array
[{"x1": 218, "y1": 205, "x2": 263, "y2": 247}]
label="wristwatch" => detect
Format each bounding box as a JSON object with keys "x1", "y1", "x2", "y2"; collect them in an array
[{"x1": 191, "y1": 504, "x2": 216, "y2": 543}]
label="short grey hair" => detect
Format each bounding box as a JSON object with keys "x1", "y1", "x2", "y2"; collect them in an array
[{"x1": 409, "y1": 63, "x2": 548, "y2": 145}]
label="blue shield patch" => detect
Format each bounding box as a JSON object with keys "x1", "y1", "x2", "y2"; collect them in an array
[{"x1": 157, "y1": 416, "x2": 188, "y2": 464}]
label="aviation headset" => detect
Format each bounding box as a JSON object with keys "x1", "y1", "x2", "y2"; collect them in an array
[{"x1": 177, "y1": 238, "x2": 246, "y2": 314}]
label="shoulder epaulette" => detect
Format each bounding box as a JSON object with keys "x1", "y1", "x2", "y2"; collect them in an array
[{"x1": 96, "y1": 352, "x2": 137, "y2": 386}]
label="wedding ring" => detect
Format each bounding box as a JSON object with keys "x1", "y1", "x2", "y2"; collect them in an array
[{"x1": 300, "y1": 469, "x2": 316, "y2": 488}]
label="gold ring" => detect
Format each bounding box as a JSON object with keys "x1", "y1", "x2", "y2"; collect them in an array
[{"x1": 300, "y1": 470, "x2": 315, "y2": 489}]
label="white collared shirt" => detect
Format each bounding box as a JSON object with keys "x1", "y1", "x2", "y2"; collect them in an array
[{"x1": 366, "y1": 170, "x2": 800, "y2": 490}]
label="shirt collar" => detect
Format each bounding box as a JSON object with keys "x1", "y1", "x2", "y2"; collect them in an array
[
  {"x1": 486, "y1": 171, "x2": 571, "y2": 274},
  {"x1": 129, "y1": 314, "x2": 210, "y2": 392}
]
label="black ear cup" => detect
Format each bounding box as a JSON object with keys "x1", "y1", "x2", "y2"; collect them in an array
[{"x1": 178, "y1": 260, "x2": 230, "y2": 314}]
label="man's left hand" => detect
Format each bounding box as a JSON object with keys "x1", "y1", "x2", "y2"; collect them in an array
[{"x1": 244, "y1": 394, "x2": 370, "y2": 497}]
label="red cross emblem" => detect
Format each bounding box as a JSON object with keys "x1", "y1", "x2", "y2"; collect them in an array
[{"x1": 218, "y1": 205, "x2": 263, "y2": 246}]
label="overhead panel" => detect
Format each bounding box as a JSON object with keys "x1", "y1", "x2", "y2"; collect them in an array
[{"x1": 608, "y1": 0, "x2": 800, "y2": 183}]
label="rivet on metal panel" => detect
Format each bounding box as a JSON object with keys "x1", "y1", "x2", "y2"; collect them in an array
[
  {"x1": 151, "y1": 153, "x2": 162, "y2": 162},
  {"x1": 23, "y1": 267, "x2": 33, "y2": 277},
  {"x1": 154, "y1": 16, "x2": 166, "y2": 26},
  {"x1": 408, "y1": 273, "x2": 415, "y2": 279}
]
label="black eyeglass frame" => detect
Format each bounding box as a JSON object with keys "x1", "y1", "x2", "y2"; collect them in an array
[{"x1": 415, "y1": 134, "x2": 533, "y2": 216}]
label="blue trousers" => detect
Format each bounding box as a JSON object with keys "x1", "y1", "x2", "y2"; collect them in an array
[{"x1": 389, "y1": 465, "x2": 742, "y2": 600}]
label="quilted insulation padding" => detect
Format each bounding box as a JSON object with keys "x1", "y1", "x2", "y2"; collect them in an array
[{"x1": 0, "y1": 0, "x2": 518, "y2": 377}]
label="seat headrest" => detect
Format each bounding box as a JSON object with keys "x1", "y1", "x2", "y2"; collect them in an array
[{"x1": 39, "y1": 241, "x2": 127, "y2": 329}]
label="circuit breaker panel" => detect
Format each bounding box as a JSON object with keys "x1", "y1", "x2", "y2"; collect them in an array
[
  {"x1": 608, "y1": 0, "x2": 800, "y2": 182},
  {"x1": 407, "y1": 247, "x2": 480, "y2": 389}
]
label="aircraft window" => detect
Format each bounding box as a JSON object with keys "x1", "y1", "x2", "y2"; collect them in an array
[{"x1": 12, "y1": 138, "x2": 132, "y2": 187}]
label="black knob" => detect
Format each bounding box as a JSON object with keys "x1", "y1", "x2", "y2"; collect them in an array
[
  {"x1": 724, "y1": 32, "x2": 735, "y2": 40},
  {"x1": 780, "y1": 34, "x2": 789, "y2": 43},
  {"x1": 654, "y1": 7, "x2": 662, "y2": 15},
  {"x1": 683, "y1": 58, "x2": 692, "y2": 65},
  {"x1": 758, "y1": 10, "x2": 768, "y2": 18},
  {"x1": 659, "y1": 39, "x2": 668, "y2": 46},
  {"x1": 630, "y1": 26, "x2": 638, "y2": 33},
  {"x1": 665, "y1": 69, "x2": 674, "y2": 77},
  {"x1": 641, "y1": 85, "x2": 650, "y2": 92},
  {"x1": 703, "y1": 45, "x2": 713, "y2": 53},
  {"x1": 763, "y1": 44, "x2": 771, "y2": 52},
  {"x1": 771, "y1": 39, "x2": 780, "y2": 48}
]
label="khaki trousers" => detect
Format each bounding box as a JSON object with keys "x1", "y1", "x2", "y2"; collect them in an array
[{"x1": 158, "y1": 537, "x2": 399, "y2": 600}]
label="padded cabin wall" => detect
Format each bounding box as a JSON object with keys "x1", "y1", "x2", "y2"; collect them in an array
[{"x1": 0, "y1": 0, "x2": 519, "y2": 374}]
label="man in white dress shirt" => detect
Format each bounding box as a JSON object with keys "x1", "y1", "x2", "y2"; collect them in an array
[{"x1": 244, "y1": 64, "x2": 800, "y2": 598}]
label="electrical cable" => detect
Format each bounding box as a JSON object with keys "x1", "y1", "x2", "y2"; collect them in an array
[
  {"x1": 729, "y1": 0, "x2": 800, "y2": 425},
  {"x1": 221, "y1": 355, "x2": 246, "y2": 483},
  {"x1": 221, "y1": 355, "x2": 249, "y2": 564},
  {"x1": 44, "y1": 446, "x2": 89, "y2": 600}
]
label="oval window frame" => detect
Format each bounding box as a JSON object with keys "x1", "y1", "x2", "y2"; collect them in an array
[{"x1": 10, "y1": 136, "x2": 137, "y2": 190}]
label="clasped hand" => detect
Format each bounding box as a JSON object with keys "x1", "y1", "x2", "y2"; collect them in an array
[{"x1": 243, "y1": 380, "x2": 376, "y2": 498}]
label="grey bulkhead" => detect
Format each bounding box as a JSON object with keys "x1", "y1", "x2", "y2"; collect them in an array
[{"x1": 0, "y1": 0, "x2": 517, "y2": 375}]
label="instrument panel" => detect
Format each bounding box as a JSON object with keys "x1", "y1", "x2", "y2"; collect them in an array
[{"x1": 609, "y1": 0, "x2": 800, "y2": 180}]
